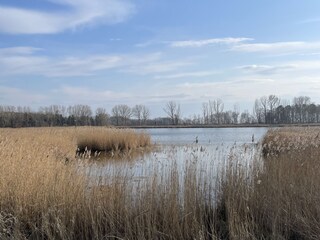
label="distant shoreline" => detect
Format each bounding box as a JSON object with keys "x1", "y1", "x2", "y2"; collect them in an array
[
  {"x1": 117, "y1": 123, "x2": 320, "y2": 129},
  {"x1": 2, "y1": 123, "x2": 320, "y2": 129}
]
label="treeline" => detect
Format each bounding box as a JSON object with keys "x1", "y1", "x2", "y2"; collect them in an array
[
  {"x1": 1, "y1": 95, "x2": 320, "y2": 128},
  {"x1": 0, "y1": 104, "x2": 151, "y2": 128},
  {"x1": 166, "y1": 95, "x2": 320, "y2": 125},
  {"x1": 253, "y1": 95, "x2": 320, "y2": 124}
]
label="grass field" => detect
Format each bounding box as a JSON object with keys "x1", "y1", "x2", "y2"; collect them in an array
[{"x1": 0, "y1": 126, "x2": 320, "y2": 239}]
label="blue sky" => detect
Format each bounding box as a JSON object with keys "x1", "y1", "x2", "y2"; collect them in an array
[{"x1": 1, "y1": 0, "x2": 320, "y2": 117}]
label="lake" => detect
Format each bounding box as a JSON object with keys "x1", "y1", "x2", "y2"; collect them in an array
[
  {"x1": 141, "y1": 127, "x2": 268, "y2": 145},
  {"x1": 86, "y1": 127, "x2": 269, "y2": 186}
]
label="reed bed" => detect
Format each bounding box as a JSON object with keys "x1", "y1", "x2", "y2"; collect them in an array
[
  {"x1": 262, "y1": 127, "x2": 320, "y2": 156},
  {"x1": 76, "y1": 127, "x2": 151, "y2": 156},
  {"x1": 216, "y1": 127, "x2": 320, "y2": 239},
  {"x1": 0, "y1": 127, "x2": 220, "y2": 239},
  {"x1": 2, "y1": 126, "x2": 320, "y2": 239}
]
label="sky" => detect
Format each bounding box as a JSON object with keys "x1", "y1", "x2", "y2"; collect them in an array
[{"x1": 1, "y1": 0, "x2": 320, "y2": 118}]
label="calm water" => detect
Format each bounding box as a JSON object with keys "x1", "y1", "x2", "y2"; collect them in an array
[
  {"x1": 86, "y1": 127, "x2": 269, "y2": 185},
  {"x1": 141, "y1": 127, "x2": 268, "y2": 145}
]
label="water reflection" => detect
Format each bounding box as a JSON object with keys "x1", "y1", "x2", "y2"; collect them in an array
[
  {"x1": 85, "y1": 127, "x2": 268, "y2": 186},
  {"x1": 140, "y1": 127, "x2": 268, "y2": 145}
]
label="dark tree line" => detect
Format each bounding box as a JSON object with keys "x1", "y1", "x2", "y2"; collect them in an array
[
  {"x1": 0, "y1": 105, "x2": 93, "y2": 128},
  {"x1": 0, "y1": 104, "x2": 151, "y2": 128},
  {"x1": 173, "y1": 96, "x2": 320, "y2": 125},
  {"x1": 1, "y1": 95, "x2": 320, "y2": 128},
  {"x1": 253, "y1": 95, "x2": 320, "y2": 124}
]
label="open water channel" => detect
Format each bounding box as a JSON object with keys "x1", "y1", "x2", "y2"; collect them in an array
[{"x1": 86, "y1": 127, "x2": 269, "y2": 186}]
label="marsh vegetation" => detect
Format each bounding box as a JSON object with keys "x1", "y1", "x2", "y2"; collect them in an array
[
  {"x1": 216, "y1": 127, "x2": 320, "y2": 239},
  {"x1": 0, "y1": 126, "x2": 319, "y2": 239},
  {"x1": 76, "y1": 127, "x2": 151, "y2": 157}
]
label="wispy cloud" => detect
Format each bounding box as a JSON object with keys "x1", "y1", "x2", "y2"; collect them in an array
[
  {"x1": 154, "y1": 71, "x2": 217, "y2": 79},
  {"x1": 0, "y1": 47, "x2": 121, "y2": 76},
  {"x1": 125, "y1": 61, "x2": 192, "y2": 75},
  {"x1": 238, "y1": 64, "x2": 296, "y2": 75},
  {"x1": 0, "y1": 86, "x2": 47, "y2": 106},
  {"x1": 238, "y1": 60, "x2": 320, "y2": 75},
  {"x1": 49, "y1": 55, "x2": 123, "y2": 77},
  {"x1": 231, "y1": 41, "x2": 320, "y2": 54},
  {"x1": 170, "y1": 37, "x2": 253, "y2": 48},
  {"x1": 58, "y1": 85, "x2": 131, "y2": 103},
  {"x1": 0, "y1": 47, "x2": 190, "y2": 77},
  {"x1": 0, "y1": 47, "x2": 42, "y2": 55},
  {"x1": 135, "y1": 40, "x2": 162, "y2": 48},
  {"x1": 174, "y1": 76, "x2": 320, "y2": 104},
  {"x1": 58, "y1": 85, "x2": 191, "y2": 105},
  {"x1": 0, "y1": 0, "x2": 135, "y2": 34}
]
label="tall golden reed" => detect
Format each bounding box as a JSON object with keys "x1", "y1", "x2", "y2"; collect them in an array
[
  {"x1": 2, "y1": 126, "x2": 320, "y2": 239},
  {"x1": 76, "y1": 127, "x2": 151, "y2": 155},
  {"x1": 0, "y1": 127, "x2": 218, "y2": 239},
  {"x1": 216, "y1": 127, "x2": 320, "y2": 239}
]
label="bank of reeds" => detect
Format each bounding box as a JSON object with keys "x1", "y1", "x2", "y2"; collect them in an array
[
  {"x1": 2, "y1": 126, "x2": 320, "y2": 239},
  {"x1": 216, "y1": 127, "x2": 320, "y2": 239},
  {"x1": 76, "y1": 127, "x2": 151, "y2": 157},
  {"x1": 262, "y1": 127, "x2": 320, "y2": 156},
  {"x1": 0, "y1": 127, "x2": 219, "y2": 239}
]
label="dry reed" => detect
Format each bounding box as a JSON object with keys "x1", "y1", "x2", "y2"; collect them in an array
[
  {"x1": 215, "y1": 127, "x2": 320, "y2": 239},
  {"x1": 0, "y1": 127, "x2": 219, "y2": 239},
  {"x1": 76, "y1": 127, "x2": 151, "y2": 157},
  {"x1": 2, "y1": 126, "x2": 319, "y2": 239}
]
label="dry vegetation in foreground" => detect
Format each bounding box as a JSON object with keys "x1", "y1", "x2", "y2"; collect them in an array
[
  {"x1": 76, "y1": 127, "x2": 151, "y2": 157},
  {"x1": 0, "y1": 127, "x2": 220, "y2": 239},
  {"x1": 2, "y1": 126, "x2": 320, "y2": 239},
  {"x1": 216, "y1": 127, "x2": 320, "y2": 239}
]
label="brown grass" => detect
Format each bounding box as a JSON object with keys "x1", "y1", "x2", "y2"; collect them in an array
[
  {"x1": 2, "y1": 126, "x2": 320, "y2": 239},
  {"x1": 0, "y1": 127, "x2": 219, "y2": 239},
  {"x1": 216, "y1": 127, "x2": 320, "y2": 239},
  {"x1": 262, "y1": 127, "x2": 320, "y2": 157},
  {"x1": 76, "y1": 127, "x2": 151, "y2": 157}
]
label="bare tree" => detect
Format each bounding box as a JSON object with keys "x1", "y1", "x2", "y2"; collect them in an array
[
  {"x1": 111, "y1": 105, "x2": 121, "y2": 125},
  {"x1": 253, "y1": 99, "x2": 263, "y2": 123},
  {"x1": 223, "y1": 111, "x2": 233, "y2": 124},
  {"x1": 163, "y1": 101, "x2": 181, "y2": 125},
  {"x1": 141, "y1": 105, "x2": 150, "y2": 125},
  {"x1": 209, "y1": 99, "x2": 224, "y2": 124},
  {"x1": 293, "y1": 96, "x2": 311, "y2": 123},
  {"x1": 267, "y1": 95, "x2": 280, "y2": 124},
  {"x1": 47, "y1": 105, "x2": 66, "y2": 125},
  {"x1": 232, "y1": 104, "x2": 240, "y2": 124},
  {"x1": 208, "y1": 101, "x2": 215, "y2": 124},
  {"x1": 111, "y1": 104, "x2": 132, "y2": 125},
  {"x1": 132, "y1": 104, "x2": 143, "y2": 125},
  {"x1": 132, "y1": 104, "x2": 150, "y2": 125},
  {"x1": 259, "y1": 96, "x2": 268, "y2": 123},
  {"x1": 215, "y1": 99, "x2": 224, "y2": 124},
  {"x1": 95, "y1": 107, "x2": 109, "y2": 126},
  {"x1": 307, "y1": 103, "x2": 317, "y2": 123},
  {"x1": 67, "y1": 105, "x2": 92, "y2": 125},
  {"x1": 118, "y1": 104, "x2": 132, "y2": 125},
  {"x1": 202, "y1": 102, "x2": 209, "y2": 124},
  {"x1": 240, "y1": 110, "x2": 251, "y2": 124}
]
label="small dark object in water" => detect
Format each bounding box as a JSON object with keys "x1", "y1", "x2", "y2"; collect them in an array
[
  {"x1": 195, "y1": 136, "x2": 198, "y2": 144},
  {"x1": 252, "y1": 134, "x2": 254, "y2": 143}
]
